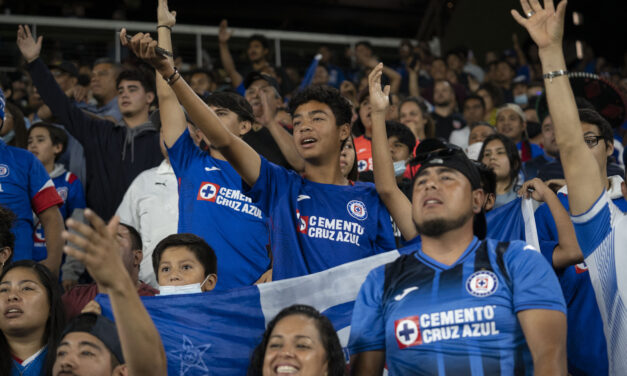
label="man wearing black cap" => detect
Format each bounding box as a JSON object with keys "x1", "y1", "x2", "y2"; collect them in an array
[{"x1": 348, "y1": 64, "x2": 567, "y2": 375}]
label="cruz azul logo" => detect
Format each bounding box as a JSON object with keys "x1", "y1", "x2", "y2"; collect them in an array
[
  {"x1": 466, "y1": 271, "x2": 498, "y2": 297},
  {"x1": 295, "y1": 210, "x2": 364, "y2": 245},
  {"x1": 347, "y1": 200, "x2": 367, "y2": 220},
  {"x1": 196, "y1": 181, "x2": 262, "y2": 218},
  {"x1": 395, "y1": 316, "x2": 422, "y2": 349},
  {"x1": 0, "y1": 164, "x2": 9, "y2": 178}
]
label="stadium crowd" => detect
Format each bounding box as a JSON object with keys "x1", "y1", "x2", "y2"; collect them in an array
[{"x1": 0, "y1": 0, "x2": 626, "y2": 374}]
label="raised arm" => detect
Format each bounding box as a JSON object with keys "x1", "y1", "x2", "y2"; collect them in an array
[
  {"x1": 519, "y1": 178, "x2": 582, "y2": 268},
  {"x1": 218, "y1": 20, "x2": 244, "y2": 88},
  {"x1": 121, "y1": 29, "x2": 261, "y2": 187},
  {"x1": 408, "y1": 60, "x2": 422, "y2": 98},
  {"x1": 37, "y1": 206, "x2": 65, "y2": 276},
  {"x1": 63, "y1": 210, "x2": 167, "y2": 376},
  {"x1": 369, "y1": 63, "x2": 417, "y2": 240},
  {"x1": 155, "y1": 0, "x2": 187, "y2": 147},
  {"x1": 512, "y1": 0, "x2": 602, "y2": 215}
]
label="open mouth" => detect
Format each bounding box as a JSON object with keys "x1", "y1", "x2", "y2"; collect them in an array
[
  {"x1": 275, "y1": 365, "x2": 299, "y2": 374},
  {"x1": 300, "y1": 138, "x2": 317, "y2": 147},
  {"x1": 5, "y1": 307, "x2": 23, "y2": 318},
  {"x1": 423, "y1": 198, "x2": 443, "y2": 207}
]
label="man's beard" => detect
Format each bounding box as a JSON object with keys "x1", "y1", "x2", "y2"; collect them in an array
[{"x1": 415, "y1": 211, "x2": 472, "y2": 237}]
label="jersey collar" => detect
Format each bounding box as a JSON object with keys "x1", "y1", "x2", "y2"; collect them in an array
[{"x1": 414, "y1": 236, "x2": 480, "y2": 271}]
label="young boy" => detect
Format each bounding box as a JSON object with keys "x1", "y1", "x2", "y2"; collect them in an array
[
  {"x1": 26, "y1": 123, "x2": 85, "y2": 267},
  {"x1": 121, "y1": 29, "x2": 396, "y2": 281},
  {"x1": 152, "y1": 233, "x2": 218, "y2": 294}
]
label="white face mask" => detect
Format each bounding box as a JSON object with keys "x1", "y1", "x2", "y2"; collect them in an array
[
  {"x1": 466, "y1": 142, "x2": 484, "y2": 161},
  {"x1": 157, "y1": 273, "x2": 212, "y2": 296},
  {"x1": 393, "y1": 160, "x2": 407, "y2": 177}
]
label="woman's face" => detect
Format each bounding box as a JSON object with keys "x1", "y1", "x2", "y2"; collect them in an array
[
  {"x1": 481, "y1": 139, "x2": 511, "y2": 181},
  {"x1": 496, "y1": 108, "x2": 525, "y2": 142},
  {"x1": 0, "y1": 267, "x2": 50, "y2": 337},
  {"x1": 358, "y1": 97, "x2": 372, "y2": 130},
  {"x1": 262, "y1": 314, "x2": 328, "y2": 376},
  {"x1": 399, "y1": 102, "x2": 427, "y2": 139},
  {"x1": 340, "y1": 137, "x2": 356, "y2": 178}
]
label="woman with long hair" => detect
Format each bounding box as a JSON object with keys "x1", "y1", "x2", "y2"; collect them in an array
[
  {"x1": 479, "y1": 133, "x2": 522, "y2": 208},
  {"x1": 0, "y1": 260, "x2": 65, "y2": 375}
]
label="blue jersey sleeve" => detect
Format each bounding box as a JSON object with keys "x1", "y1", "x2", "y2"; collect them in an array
[
  {"x1": 66, "y1": 175, "x2": 86, "y2": 216},
  {"x1": 167, "y1": 129, "x2": 202, "y2": 176},
  {"x1": 570, "y1": 191, "x2": 612, "y2": 259},
  {"x1": 505, "y1": 241, "x2": 566, "y2": 313},
  {"x1": 375, "y1": 202, "x2": 397, "y2": 253},
  {"x1": 348, "y1": 266, "x2": 386, "y2": 354},
  {"x1": 244, "y1": 156, "x2": 292, "y2": 214}
]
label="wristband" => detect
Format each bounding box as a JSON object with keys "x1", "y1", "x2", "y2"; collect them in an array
[
  {"x1": 163, "y1": 67, "x2": 179, "y2": 85},
  {"x1": 157, "y1": 25, "x2": 172, "y2": 31},
  {"x1": 543, "y1": 70, "x2": 568, "y2": 83}
]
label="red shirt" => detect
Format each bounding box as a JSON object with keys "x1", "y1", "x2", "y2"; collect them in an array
[
  {"x1": 354, "y1": 135, "x2": 373, "y2": 173},
  {"x1": 62, "y1": 282, "x2": 159, "y2": 320}
]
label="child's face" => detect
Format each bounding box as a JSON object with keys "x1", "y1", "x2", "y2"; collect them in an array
[
  {"x1": 157, "y1": 246, "x2": 211, "y2": 289},
  {"x1": 387, "y1": 136, "x2": 410, "y2": 162},
  {"x1": 27, "y1": 127, "x2": 61, "y2": 166}
]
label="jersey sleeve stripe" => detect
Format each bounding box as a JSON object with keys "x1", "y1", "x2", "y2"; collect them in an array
[
  {"x1": 571, "y1": 191, "x2": 608, "y2": 224},
  {"x1": 32, "y1": 184, "x2": 63, "y2": 214}
]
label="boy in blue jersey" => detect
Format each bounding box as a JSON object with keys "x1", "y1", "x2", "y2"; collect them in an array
[
  {"x1": 27, "y1": 123, "x2": 86, "y2": 265},
  {"x1": 512, "y1": 0, "x2": 627, "y2": 373},
  {"x1": 121, "y1": 13, "x2": 396, "y2": 281},
  {"x1": 348, "y1": 65, "x2": 567, "y2": 375},
  {"x1": 149, "y1": 3, "x2": 270, "y2": 290},
  {"x1": 0, "y1": 89, "x2": 65, "y2": 275}
]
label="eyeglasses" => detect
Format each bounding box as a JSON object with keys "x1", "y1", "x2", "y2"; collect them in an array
[{"x1": 583, "y1": 135, "x2": 603, "y2": 148}]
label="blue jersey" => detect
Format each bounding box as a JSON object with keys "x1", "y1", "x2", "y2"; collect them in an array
[
  {"x1": 11, "y1": 346, "x2": 47, "y2": 376},
  {"x1": 33, "y1": 169, "x2": 86, "y2": 261},
  {"x1": 168, "y1": 130, "x2": 270, "y2": 290},
  {"x1": 348, "y1": 238, "x2": 565, "y2": 375},
  {"x1": 535, "y1": 191, "x2": 623, "y2": 375},
  {"x1": 245, "y1": 156, "x2": 396, "y2": 280},
  {"x1": 570, "y1": 191, "x2": 627, "y2": 375},
  {"x1": 0, "y1": 140, "x2": 62, "y2": 261}
]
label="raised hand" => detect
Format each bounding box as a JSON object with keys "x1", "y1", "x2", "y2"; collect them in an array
[
  {"x1": 16, "y1": 25, "x2": 42, "y2": 63},
  {"x1": 511, "y1": 0, "x2": 567, "y2": 51},
  {"x1": 62, "y1": 210, "x2": 128, "y2": 292},
  {"x1": 368, "y1": 63, "x2": 390, "y2": 114},
  {"x1": 218, "y1": 20, "x2": 232, "y2": 44},
  {"x1": 157, "y1": 0, "x2": 177, "y2": 28},
  {"x1": 518, "y1": 177, "x2": 553, "y2": 202},
  {"x1": 119, "y1": 28, "x2": 171, "y2": 74}
]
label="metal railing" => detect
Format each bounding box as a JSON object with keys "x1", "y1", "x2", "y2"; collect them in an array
[{"x1": 0, "y1": 14, "x2": 404, "y2": 67}]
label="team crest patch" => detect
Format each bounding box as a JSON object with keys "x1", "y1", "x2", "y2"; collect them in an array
[
  {"x1": 357, "y1": 160, "x2": 368, "y2": 172},
  {"x1": 0, "y1": 164, "x2": 9, "y2": 177},
  {"x1": 347, "y1": 200, "x2": 367, "y2": 220},
  {"x1": 466, "y1": 271, "x2": 498, "y2": 297},
  {"x1": 56, "y1": 187, "x2": 69, "y2": 202},
  {"x1": 394, "y1": 316, "x2": 422, "y2": 349},
  {"x1": 197, "y1": 182, "x2": 220, "y2": 202}
]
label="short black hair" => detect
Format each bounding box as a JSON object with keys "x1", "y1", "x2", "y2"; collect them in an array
[
  {"x1": 355, "y1": 40, "x2": 374, "y2": 52},
  {"x1": 27, "y1": 122, "x2": 68, "y2": 160},
  {"x1": 496, "y1": 59, "x2": 516, "y2": 72},
  {"x1": 579, "y1": 108, "x2": 613, "y2": 147},
  {"x1": 120, "y1": 223, "x2": 142, "y2": 252},
  {"x1": 206, "y1": 92, "x2": 255, "y2": 124},
  {"x1": 152, "y1": 233, "x2": 217, "y2": 278},
  {"x1": 463, "y1": 94, "x2": 486, "y2": 111},
  {"x1": 479, "y1": 133, "x2": 521, "y2": 190},
  {"x1": 477, "y1": 82, "x2": 505, "y2": 108},
  {"x1": 475, "y1": 161, "x2": 496, "y2": 195},
  {"x1": 248, "y1": 34, "x2": 270, "y2": 50},
  {"x1": 470, "y1": 121, "x2": 496, "y2": 131},
  {"x1": 288, "y1": 85, "x2": 352, "y2": 127},
  {"x1": 116, "y1": 69, "x2": 155, "y2": 95},
  {"x1": 0, "y1": 205, "x2": 16, "y2": 262},
  {"x1": 247, "y1": 305, "x2": 346, "y2": 376},
  {"x1": 386, "y1": 121, "x2": 416, "y2": 152}
]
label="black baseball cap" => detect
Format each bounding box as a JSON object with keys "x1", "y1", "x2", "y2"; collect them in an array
[
  {"x1": 60, "y1": 313, "x2": 124, "y2": 364},
  {"x1": 243, "y1": 71, "x2": 281, "y2": 97},
  {"x1": 49, "y1": 61, "x2": 78, "y2": 78}
]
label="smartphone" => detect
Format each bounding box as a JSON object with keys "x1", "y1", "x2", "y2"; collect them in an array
[{"x1": 124, "y1": 34, "x2": 173, "y2": 58}]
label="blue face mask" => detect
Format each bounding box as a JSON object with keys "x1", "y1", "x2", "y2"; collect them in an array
[
  {"x1": 514, "y1": 93, "x2": 528, "y2": 106},
  {"x1": 393, "y1": 160, "x2": 407, "y2": 176}
]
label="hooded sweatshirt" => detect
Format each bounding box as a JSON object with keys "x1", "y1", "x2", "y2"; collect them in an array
[{"x1": 28, "y1": 58, "x2": 163, "y2": 220}]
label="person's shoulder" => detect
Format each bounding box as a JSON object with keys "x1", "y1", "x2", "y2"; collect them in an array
[
  {"x1": 63, "y1": 283, "x2": 98, "y2": 299},
  {"x1": 484, "y1": 238, "x2": 537, "y2": 256},
  {"x1": 138, "y1": 282, "x2": 159, "y2": 296}
]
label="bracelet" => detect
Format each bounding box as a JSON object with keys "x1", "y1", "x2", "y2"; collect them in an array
[
  {"x1": 157, "y1": 25, "x2": 172, "y2": 31},
  {"x1": 543, "y1": 69, "x2": 568, "y2": 83},
  {"x1": 163, "y1": 67, "x2": 179, "y2": 85}
]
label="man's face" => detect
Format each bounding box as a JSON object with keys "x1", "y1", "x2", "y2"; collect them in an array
[
  {"x1": 190, "y1": 73, "x2": 211, "y2": 96},
  {"x1": 388, "y1": 136, "x2": 410, "y2": 162},
  {"x1": 247, "y1": 40, "x2": 268, "y2": 63},
  {"x1": 51, "y1": 68, "x2": 76, "y2": 93},
  {"x1": 463, "y1": 98, "x2": 485, "y2": 124},
  {"x1": 469, "y1": 124, "x2": 495, "y2": 145},
  {"x1": 116, "y1": 80, "x2": 153, "y2": 118},
  {"x1": 433, "y1": 81, "x2": 454, "y2": 107},
  {"x1": 292, "y1": 100, "x2": 348, "y2": 163},
  {"x1": 496, "y1": 108, "x2": 525, "y2": 142},
  {"x1": 358, "y1": 97, "x2": 372, "y2": 131},
  {"x1": 209, "y1": 105, "x2": 249, "y2": 137},
  {"x1": 582, "y1": 122, "x2": 613, "y2": 174},
  {"x1": 496, "y1": 62, "x2": 514, "y2": 85},
  {"x1": 399, "y1": 101, "x2": 427, "y2": 138},
  {"x1": 27, "y1": 126, "x2": 62, "y2": 166},
  {"x1": 91, "y1": 63, "x2": 118, "y2": 102},
  {"x1": 115, "y1": 225, "x2": 137, "y2": 276},
  {"x1": 312, "y1": 66, "x2": 329, "y2": 86},
  {"x1": 244, "y1": 79, "x2": 280, "y2": 120},
  {"x1": 446, "y1": 54, "x2": 462, "y2": 72},
  {"x1": 53, "y1": 332, "x2": 117, "y2": 376},
  {"x1": 412, "y1": 166, "x2": 480, "y2": 237},
  {"x1": 540, "y1": 116, "x2": 558, "y2": 157},
  {"x1": 429, "y1": 60, "x2": 447, "y2": 81}
]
